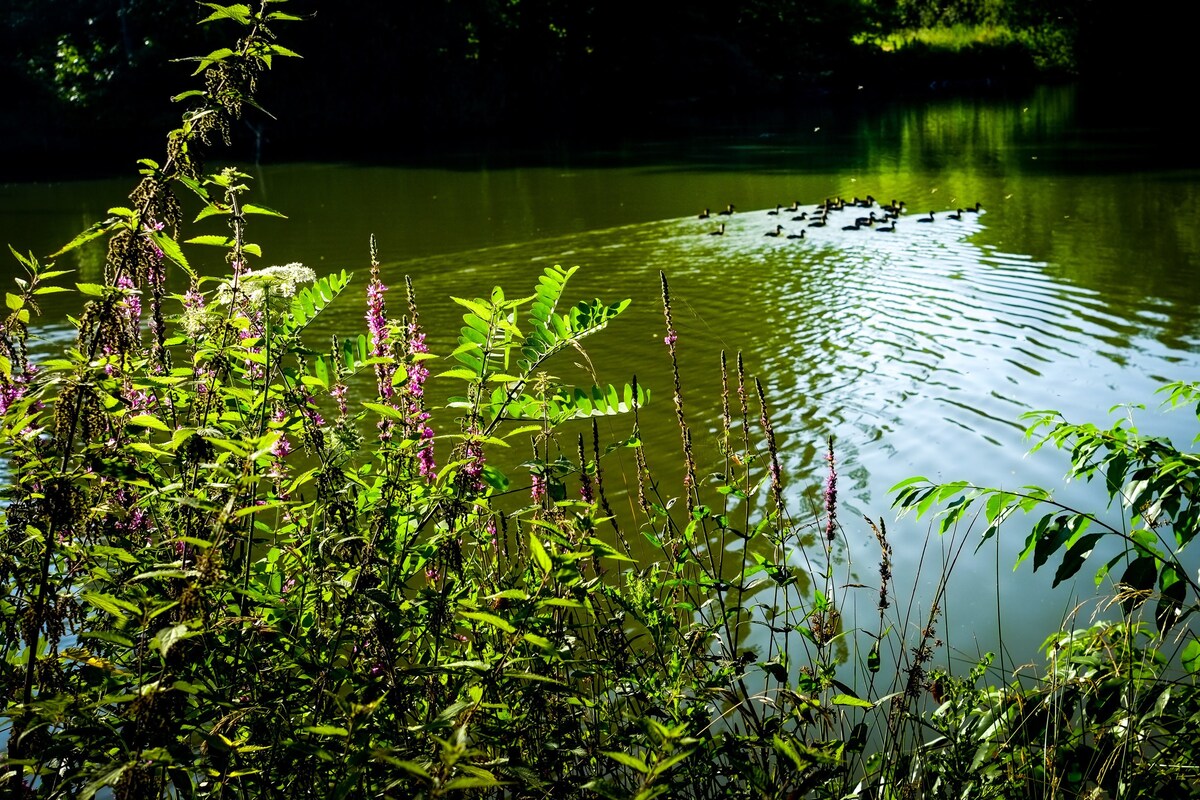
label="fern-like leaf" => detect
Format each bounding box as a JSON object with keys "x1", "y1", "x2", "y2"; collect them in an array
[{"x1": 289, "y1": 270, "x2": 351, "y2": 333}]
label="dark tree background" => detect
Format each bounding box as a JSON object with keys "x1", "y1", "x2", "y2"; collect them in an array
[{"x1": 0, "y1": 0, "x2": 1185, "y2": 178}]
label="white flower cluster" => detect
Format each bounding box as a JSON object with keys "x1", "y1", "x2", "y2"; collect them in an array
[{"x1": 216, "y1": 263, "x2": 316, "y2": 307}]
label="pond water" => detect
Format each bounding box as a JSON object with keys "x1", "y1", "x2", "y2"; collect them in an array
[{"x1": 3, "y1": 84, "x2": 1199, "y2": 679}]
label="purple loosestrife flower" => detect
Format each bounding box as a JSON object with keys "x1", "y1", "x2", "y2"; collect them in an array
[
  {"x1": 404, "y1": 320, "x2": 436, "y2": 473},
  {"x1": 459, "y1": 438, "x2": 486, "y2": 493},
  {"x1": 300, "y1": 391, "x2": 325, "y2": 428},
  {"x1": 531, "y1": 471, "x2": 546, "y2": 504},
  {"x1": 116, "y1": 275, "x2": 142, "y2": 323},
  {"x1": 331, "y1": 382, "x2": 348, "y2": 417},
  {"x1": 824, "y1": 437, "x2": 838, "y2": 543},
  {"x1": 417, "y1": 421, "x2": 436, "y2": 480},
  {"x1": 366, "y1": 275, "x2": 389, "y2": 356},
  {"x1": 0, "y1": 381, "x2": 24, "y2": 416},
  {"x1": 366, "y1": 265, "x2": 397, "y2": 400}
]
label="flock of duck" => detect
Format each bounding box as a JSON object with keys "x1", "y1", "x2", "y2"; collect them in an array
[{"x1": 698, "y1": 195, "x2": 983, "y2": 238}]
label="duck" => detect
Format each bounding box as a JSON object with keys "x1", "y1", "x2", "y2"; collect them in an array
[
  {"x1": 786, "y1": 200, "x2": 801, "y2": 212},
  {"x1": 876, "y1": 220, "x2": 897, "y2": 232},
  {"x1": 917, "y1": 211, "x2": 935, "y2": 223},
  {"x1": 708, "y1": 223, "x2": 725, "y2": 235},
  {"x1": 787, "y1": 230, "x2": 806, "y2": 240},
  {"x1": 841, "y1": 221, "x2": 862, "y2": 231},
  {"x1": 767, "y1": 204, "x2": 783, "y2": 216},
  {"x1": 765, "y1": 224, "x2": 785, "y2": 237},
  {"x1": 808, "y1": 214, "x2": 829, "y2": 228},
  {"x1": 964, "y1": 201, "x2": 983, "y2": 213},
  {"x1": 791, "y1": 212, "x2": 808, "y2": 222},
  {"x1": 718, "y1": 203, "x2": 736, "y2": 216},
  {"x1": 948, "y1": 208, "x2": 964, "y2": 221},
  {"x1": 886, "y1": 199, "x2": 907, "y2": 215},
  {"x1": 698, "y1": 208, "x2": 711, "y2": 219},
  {"x1": 854, "y1": 212, "x2": 878, "y2": 227}
]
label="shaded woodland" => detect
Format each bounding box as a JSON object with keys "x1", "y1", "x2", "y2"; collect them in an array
[{"x1": 0, "y1": 0, "x2": 1185, "y2": 177}]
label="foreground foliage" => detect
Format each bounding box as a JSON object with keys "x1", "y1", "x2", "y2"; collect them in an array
[{"x1": 2, "y1": 4, "x2": 1197, "y2": 799}]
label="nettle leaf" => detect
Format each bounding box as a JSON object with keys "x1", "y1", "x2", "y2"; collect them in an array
[
  {"x1": 52, "y1": 220, "x2": 116, "y2": 257},
  {"x1": 185, "y1": 234, "x2": 234, "y2": 247},
  {"x1": 83, "y1": 592, "x2": 140, "y2": 622},
  {"x1": 151, "y1": 231, "x2": 194, "y2": 278},
  {"x1": 241, "y1": 203, "x2": 287, "y2": 218},
  {"x1": 129, "y1": 413, "x2": 170, "y2": 432}
]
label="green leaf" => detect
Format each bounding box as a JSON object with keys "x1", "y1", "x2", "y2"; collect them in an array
[
  {"x1": 529, "y1": 533, "x2": 552, "y2": 576},
  {"x1": 76, "y1": 283, "x2": 108, "y2": 297},
  {"x1": 198, "y1": 4, "x2": 252, "y2": 24},
  {"x1": 153, "y1": 624, "x2": 191, "y2": 658},
  {"x1": 241, "y1": 203, "x2": 287, "y2": 218},
  {"x1": 1183, "y1": 639, "x2": 1200, "y2": 675},
  {"x1": 459, "y1": 611, "x2": 516, "y2": 634},
  {"x1": 523, "y1": 633, "x2": 553, "y2": 650},
  {"x1": 832, "y1": 694, "x2": 873, "y2": 708},
  {"x1": 1052, "y1": 533, "x2": 1104, "y2": 587},
  {"x1": 1120, "y1": 556, "x2": 1157, "y2": 614},
  {"x1": 151, "y1": 231, "x2": 193, "y2": 278},
  {"x1": 362, "y1": 402, "x2": 403, "y2": 420},
  {"x1": 604, "y1": 751, "x2": 649, "y2": 774},
  {"x1": 301, "y1": 726, "x2": 348, "y2": 736},
  {"x1": 129, "y1": 414, "x2": 170, "y2": 432},
  {"x1": 185, "y1": 234, "x2": 236, "y2": 246},
  {"x1": 51, "y1": 221, "x2": 115, "y2": 257},
  {"x1": 83, "y1": 592, "x2": 140, "y2": 622},
  {"x1": 438, "y1": 367, "x2": 482, "y2": 381},
  {"x1": 1156, "y1": 564, "x2": 1187, "y2": 635}
]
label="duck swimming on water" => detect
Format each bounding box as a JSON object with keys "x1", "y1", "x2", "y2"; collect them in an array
[
  {"x1": 718, "y1": 204, "x2": 736, "y2": 216},
  {"x1": 765, "y1": 224, "x2": 784, "y2": 237},
  {"x1": 708, "y1": 223, "x2": 725, "y2": 235},
  {"x1": 917, "y1": 211, "x2": 935, "y2": 223},
  {"x1": 787, "y1": 230, "x2": 806, "y2": 240},
  {"x1": 698, "y1": 208, "x2": 711, "y2": 219}
]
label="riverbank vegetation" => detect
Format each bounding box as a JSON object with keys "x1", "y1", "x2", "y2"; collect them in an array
[{"x1": 3, "y1": 4, "x2": 1198, "y2": 798}]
